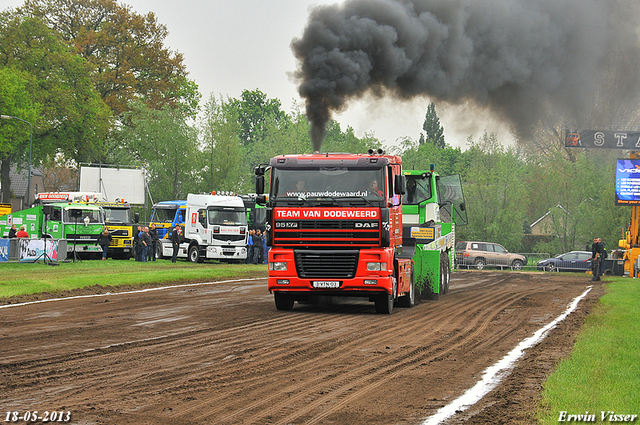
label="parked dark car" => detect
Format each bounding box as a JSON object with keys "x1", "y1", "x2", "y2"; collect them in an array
[
  {"x1": 537, "y1": 251, "x2": 592, "y2": 272},
  {"x1": 456, "y1": 241, "x2": 527, "y2": 270}
]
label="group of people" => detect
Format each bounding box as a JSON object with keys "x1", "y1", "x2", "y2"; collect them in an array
[
  {"x1": 6, "y1": 224, "x2": 29, "y2": 238},
  {"x1": 131, "y1": 224, "x2": 160, "y2": 262},
  {"x1": 247, "y1": 228, "x2": 267, "y2": 264}
]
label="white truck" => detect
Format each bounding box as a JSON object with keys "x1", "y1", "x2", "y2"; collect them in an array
[{"x1": 160, "y1": 193, "x2": 248, "y2": 263}]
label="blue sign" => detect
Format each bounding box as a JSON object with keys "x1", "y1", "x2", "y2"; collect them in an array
[
  {"x1": 0, "y1": 239, "x2": 9, "y2": 262},
  {"x1": 615, "y1": 159, "x2": 640, "y2": 205}
]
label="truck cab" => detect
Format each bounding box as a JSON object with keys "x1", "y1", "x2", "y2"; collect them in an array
[
  {"x1": 256, "y1": 151, "x2": 413, "y2": 314},
  {"x1": 160, "y1": 194, "x2": 248, "y2": 263},
  {"x1": 150, "y1": 200, "x2": 187, "y2": 239}
]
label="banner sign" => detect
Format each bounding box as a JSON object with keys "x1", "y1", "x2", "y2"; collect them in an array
[
  {"x1": 565, "y1": 130, "x2": 640, "y2": 149},
  {"x1": 19, "y1": 239, "x2": 59, "y2": 262},
  {"x1": 0, "y1": 239, "x2": 9, "y2": 262},
  {"x1": 615, "y1": 159, "x2": 640, "y2": 205},
  {"x1": 273, "y1": 207, "x2": 379, "y2": 220}
]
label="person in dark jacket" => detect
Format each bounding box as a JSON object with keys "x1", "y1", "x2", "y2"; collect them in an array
[
  {"x1": 252, "y1": 229, "x2": 263, "y2": 264},
  {"x1": 171, "y1": 225, "x2": 182, "y2": 263},
  {"x1": 8, "y1": 224, "x2": 17, "y2": 238},
  {"x1": 140, "y1": 227, "x2": 151, "y2": 263},
  {"x1": 98, "y1": 228, "x2": 113, "y2": 261},
  {"x1": 589, "y1": 237, "x2": 605, "y2": 281},
  {"x1": 148, "y1": 224, "x2": 159, "y2": 261},
  {"x1": 133, "y1": 225, "x2": 142, "y2": 261}
]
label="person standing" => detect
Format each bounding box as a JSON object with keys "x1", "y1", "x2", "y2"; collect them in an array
[
  {"x1": 133, "y1": 225, "x2": 142, "y2": 261},
  {"x1": 16, "y1": 225, "x2": 29, "y2": 238},
  {"x1": 246, "y1": 229, "x2": 254, "y2": 264},
  {"x1": 589, "y1": 237, "x2": 605, "y2": 281},
  {"x1": 8, "y1": 224, "x2": 18, "y2": 238},
  {"x1": 98, "y1": 228, "x2": 113, "y2": 261},
  {"x1": 139, "y1": 227, "x2": 151, "y2": 263},
  {"x1": 252, "y1": 229, "x2": 263, "y2": 264},
  {"x1": 148, "y1": 224, "x2": 159, "y2": 261},
  {"x1": 171, "y1": 225, "x2": 182, "y2": 263}
]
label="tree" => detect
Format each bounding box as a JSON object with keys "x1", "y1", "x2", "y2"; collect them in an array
[
  {"x1": 231, "y1": 89, "x2": 287, "y2": 148},
  {"x1": 419, "y1": 102, "x2": 445, "y2": 149},
  {"x1": 0, "y1": 12, "x2": 110, "y2": 202},
  {"x1": 456, "y1": 132, "x2": 528, "y2": 252},
  {"x1": 199, "y1": 94, "x2": 244, "y2": 193},
  {"x1": 117, "y1": 101, "x2": 199, "y2": 202},
  {"x1": 19, "y1": 0, "x2": 198, "y2": 117}
]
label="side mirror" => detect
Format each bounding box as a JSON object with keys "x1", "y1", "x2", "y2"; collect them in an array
[
  {"x1": 256, "y1": 175, "x2": 264, "y2": 195},
  {"x1": 394, "y1": 175, "x2": 406, "y2": 195},
  {"x1": 134, "y1": 212, "x2": 140, "y2": 223}
]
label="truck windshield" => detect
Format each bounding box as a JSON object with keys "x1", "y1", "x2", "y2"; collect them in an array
[
  {"x1": 104, "y1": 208, "x2": 131, "y2": 224},
  {"x1": 208, "y1": 207, "x2": 247, "y2": 226},
  {"x1": 152, "y1": 207, "x2": 177, "y2": 223},
  {"x1": 272, "y1": 168, "x2": 386, "y2": 199},
  {"x1": 403, "y1": 175, "x2": 432, "y2": 205},
  {"x1": 63, "y1": 208, "x2": 104, "y2": 224}
]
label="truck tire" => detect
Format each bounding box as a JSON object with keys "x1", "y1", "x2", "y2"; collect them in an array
[
  {"x1": 397, "y1": 268, "x2": 416, "y2": 307},
  {"x1": 440, "y1": 252, "x2": 451, "y2": 295},
  {"x1": 156, "y1": 244, "x2": 163, "y2": 260},
  {"x1": 274, "y1": 292, "x2": 294, "y2": 310},
  {"x1": 375, "y1": 275, "x2": 396, "y2": 314},
  {"x1": 188, "y1": 245, "x2": 202, "y2": 263}
]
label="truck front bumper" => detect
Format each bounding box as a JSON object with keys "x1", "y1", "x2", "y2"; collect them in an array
[{"x1": 267, "y1": 248, "x2": 395, "y2": 295}]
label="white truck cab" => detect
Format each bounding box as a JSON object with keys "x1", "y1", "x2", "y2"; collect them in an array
[{"x1": 162, "y1": 194, "x2": 248, "y2": 262}]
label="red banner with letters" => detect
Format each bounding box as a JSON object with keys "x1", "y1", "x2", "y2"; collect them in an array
[{"x1": 273, "y1": 208, "x2": 379, "y2": 220}]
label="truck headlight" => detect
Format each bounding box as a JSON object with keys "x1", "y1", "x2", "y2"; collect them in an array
[
  {"x1": 269, "y1": 262, "x2": 287, "y2": 271},
  {"x1": 366, "y1": 262, "x2": 386, "y2": 271}
]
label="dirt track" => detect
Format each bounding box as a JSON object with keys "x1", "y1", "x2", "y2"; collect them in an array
[{"x1": 0, "y1": 270, "x2": 602, "y2": 425}]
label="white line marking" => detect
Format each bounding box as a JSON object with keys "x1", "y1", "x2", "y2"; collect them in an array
[
  {"x1": 421, "y1": 286, "x2": 593, "y2": 425},
  {"x1": 0, "y1": 278, "x2": 260, "y2": 310}
]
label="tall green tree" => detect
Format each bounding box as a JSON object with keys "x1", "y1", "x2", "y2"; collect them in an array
[
  {"x1": 457, "y1": 132, "x2": 528, "y2": 252},
  {"x1": 231, "y1": 89, "x2": 287, "y2": 148},
  {"x1": 419, "y1": 102, "x2": 445, "y2": 149},
  {"x1": 117, "y1": 101, "x2": 199, "y2": 202},
  {"x1": 0, "y1": 12, "x2": 110, "y2": 202},
  {"x1": 199, "y1": 95, "x2": 244, "y2": 193}
]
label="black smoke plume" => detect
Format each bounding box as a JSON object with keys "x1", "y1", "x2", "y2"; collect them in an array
[{"x1": 292, "y1": 0, "x2": 640, "y2": 151}]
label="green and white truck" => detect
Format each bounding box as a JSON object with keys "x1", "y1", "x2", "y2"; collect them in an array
[
  {"x1": 402, "y1": 166, "x2": 467, "y2": 299},
  {"x1": 0, "y1": 202, "x2": 106, "y2": 259}
]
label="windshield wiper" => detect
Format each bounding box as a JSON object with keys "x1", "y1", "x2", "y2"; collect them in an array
[
  {"x1": 275, "y1": 196, "x2": 313, "y2": 206},
  {"x1": 340, "y1": 196, "x2": 374, "y2": 207}
]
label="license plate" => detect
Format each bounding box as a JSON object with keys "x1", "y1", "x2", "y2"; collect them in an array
[
  {"x1": 222, "y1": 248, "x2": 235, "y2": 252},
  {"x1": 312, "y1": 281, "x2": 341, "y2": 289}
]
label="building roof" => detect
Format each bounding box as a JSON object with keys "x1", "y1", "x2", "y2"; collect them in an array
[
  {"x1": 9, "y1": 164, "x2": 43, "y2": 197},
  {"x1": 530, "y1": 204, "x2": 569, "y2": 229}
]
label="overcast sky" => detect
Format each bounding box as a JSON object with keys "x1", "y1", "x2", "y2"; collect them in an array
[{"x1": 1, "y1": 0, "x2": 512, "y2": 149}]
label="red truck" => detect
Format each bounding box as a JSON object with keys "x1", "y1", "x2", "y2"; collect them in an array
[{"x1": 254, "y1": 150, "x2": 415, "y2": 313}]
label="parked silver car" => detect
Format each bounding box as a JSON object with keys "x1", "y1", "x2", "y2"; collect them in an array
[{"x1": 456, "y1": 241, "x2": 527, "y2": 270}]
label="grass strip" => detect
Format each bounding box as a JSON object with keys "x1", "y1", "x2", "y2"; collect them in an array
[
  {"x1": 0, "y1": 259, "x2": 268, "y2": 299},
  {"x1": 537, "y1": 277, "x2": 640, "y2": 423}
]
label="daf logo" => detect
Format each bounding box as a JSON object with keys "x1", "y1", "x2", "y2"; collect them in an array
[{"x1": 354, "y1": 222, "x2": 378, "y2": 229}]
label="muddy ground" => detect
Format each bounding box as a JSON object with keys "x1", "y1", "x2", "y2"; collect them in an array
[{"x1": 0, "y1": 271, "x2": 603, "y2": 424}]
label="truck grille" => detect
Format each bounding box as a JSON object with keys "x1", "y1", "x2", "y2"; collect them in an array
[
  {"x1": 66, "y1": 234, "x2": 99, "y2": 242},
  {"x1": 273, "y1": 219, "x2": 380, "y2": 246},
  {"x1": 295, "y1": 250, "x2": 359, "y2": 279},
  {"x1": 213, "y1": 234, "x2": 246, "y2": 242}
]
